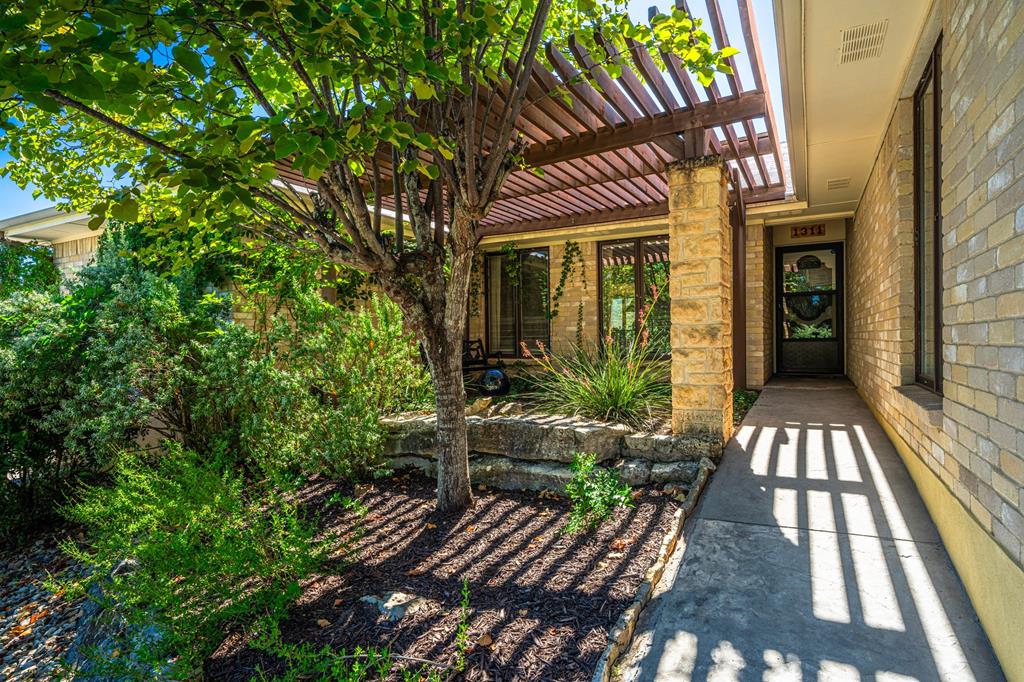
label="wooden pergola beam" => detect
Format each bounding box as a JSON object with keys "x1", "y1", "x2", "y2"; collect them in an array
[
  {"x1": 523, "y1": 92, "x2": 767, "y2": 166},
  {"x1": 479, "y1": 201, "x2": 671, "y2": 236}
]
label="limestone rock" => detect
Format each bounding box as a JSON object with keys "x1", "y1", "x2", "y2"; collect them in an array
[
  {"x1": 466, "y1": 397, "x2": 493, "y2": 417},
  {"x1": 360, "y1": 592, "x2": 429, "y2": 622}
]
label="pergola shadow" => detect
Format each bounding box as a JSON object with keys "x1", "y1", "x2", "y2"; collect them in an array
[{"x1": 620, "y1": 383, "x2": 1005, "y2": 681}]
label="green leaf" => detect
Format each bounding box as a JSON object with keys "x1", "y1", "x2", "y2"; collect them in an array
[
  {"x1": 274, "y1": 137, "x2": 299, "y2": 160},
  {"x1": 720, "y1": 46, "x2": 740, "y2": 59},
  {"x1": 173, "y1": 45, "x2": 206, "y2": 79},
  {"x1": 411, "y1": 78, "x2": 436, "y2": 101}
]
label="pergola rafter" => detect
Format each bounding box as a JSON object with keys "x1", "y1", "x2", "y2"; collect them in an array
[{"x1": 276, "y1": 0, "x2": 786, "y2": 235}]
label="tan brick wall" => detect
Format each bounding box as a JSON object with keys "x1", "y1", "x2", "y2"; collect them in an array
[
  {"x1": 745, "y1": 222, "x2": 773, "y2": 388},
  {"x1": 667, "y1": 158, "x2": 733, "y2": 438},
  {"x1": 52, "y1": 235, "x2": 100, "y2": 279},
  {"x1": 849, "y1": 0, "x2": 1024, "y2": 568}
]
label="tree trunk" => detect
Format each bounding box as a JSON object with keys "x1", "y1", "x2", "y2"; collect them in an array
[{"x1": 422, "y1": 331, "x2": 472, "y2": 511}]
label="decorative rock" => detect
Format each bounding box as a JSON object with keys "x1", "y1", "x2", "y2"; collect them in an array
[
  {"x1": 465, "y1": 397, "x2": 493, "y2": 417},
  {"x1": 359, "y1": 592, "x2": 429, "y2": 622}
]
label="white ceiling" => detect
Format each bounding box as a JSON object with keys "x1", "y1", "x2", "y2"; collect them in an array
[{"x1": 769, "y1": 0, "x2": 934, "y2": 221}]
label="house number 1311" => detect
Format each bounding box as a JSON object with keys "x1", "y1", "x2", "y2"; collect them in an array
[{"x1": 791, "y1": 224, "x2": 826, "y2": 239}]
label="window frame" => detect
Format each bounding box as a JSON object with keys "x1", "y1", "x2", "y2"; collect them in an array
[
  {"x1": 913, "y1": 35, "x2": 943, "y2": 394},
  {"x1": 483, "y1": 246, "x2": 551, "y2": 358},
  {"x1": 597, "y1": 236, "x2": 670, "y2": 351}
]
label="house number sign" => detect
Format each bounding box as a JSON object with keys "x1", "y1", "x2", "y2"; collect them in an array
[{"x1": 790, "y1": 224, "x2": 826, "y2": 239}]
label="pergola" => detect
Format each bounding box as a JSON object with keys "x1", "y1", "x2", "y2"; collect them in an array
[{"x1": 278, "y1": 0, "x2": 785, "y2": 236}]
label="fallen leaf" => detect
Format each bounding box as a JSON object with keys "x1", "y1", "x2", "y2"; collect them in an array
[
  {"x1": 477, "y1": 633, "x2": 493, "y2": 647},
  {"x1": 464, "y1": 525, "x2": 475, "y2": 533},
  {"x1": 609, "y1": 537, "x2": 634, "y2": 551},
  {"x1": 406, "y1": 566, "x2": 428, "y2": 576},
  {"x1": 316, "y1": 618, "x2": 331, "y2": 628},
  {"x1": 477, "y1": 484, "x2": 488, "y2": 491},
  {"x1": 425, "y1": 522, "x2": 437, "y2": 529},
  {"x1": 517, "y1": 609, "x2": 528, "y2": 617},
  {"x1": 608, "y1": 551, "x2": 625, "y2": 559},
  {"x1": 333, "y1": 599, "x2": 343, "y2": 607}
]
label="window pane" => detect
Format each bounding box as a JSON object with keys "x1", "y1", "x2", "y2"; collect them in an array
[
  {"x1": 486, "y1": 254, "x2": 515, "y2": 355},
  {"x1": 601, "y1": 242, "x2": 636, "y2": 347},
  {"x1": 641, "y1": 237, "x2": 670, "y2": 354},
  {"x1": 781, "y1": 249, "x2": 837, "y2": 292},
  {"x1": 781, "y1": 293, "x2": 836, "y2": 339},
  {"x1": 917, "y1": 74, "x2": 937, "y2": 383},
  {"x1": 519, "y1": 249, "x2": 550, "y2": 352}
]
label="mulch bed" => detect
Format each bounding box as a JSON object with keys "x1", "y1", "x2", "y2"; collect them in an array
[{"x1": 206, "y1": 475, "x2": 681, "y2": 681}]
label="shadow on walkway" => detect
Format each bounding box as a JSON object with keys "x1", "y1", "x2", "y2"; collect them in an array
[{"x1": 615, "y1": 379, "x2": 1005, "y2": 681}]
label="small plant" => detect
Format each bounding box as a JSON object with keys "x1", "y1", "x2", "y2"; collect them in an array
[
  {"x1": 733, "y1": 389, "x2": 760, "y2": 425},
  {"x1": 563, "y1": 453, "x2": 633, "y2": 534}
]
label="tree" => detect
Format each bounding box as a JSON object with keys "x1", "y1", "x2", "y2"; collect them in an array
[{"x1": 0, "y1": 0, "x2": 733, "y2": 511}]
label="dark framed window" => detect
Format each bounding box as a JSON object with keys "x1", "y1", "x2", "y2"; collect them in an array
[
  {"x1": 913, "y1": 35, "x2": 942, "y2": 393},
  {"x1": 484, "y1": 247, "x2": 550, "y2": 357},
  {"x1": 598, "y1": 237, "x2": 670, "y2": 353}
]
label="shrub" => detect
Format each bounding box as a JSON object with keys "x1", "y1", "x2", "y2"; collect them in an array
[
  {"x1": 0, "y1": 238, "x2": 60, "y2": 297},
  {"x1": 283, "y1": 291, "x2": 433, "y2": 416},
  {"x1": 563, "y1": 453, "x2": 633, "y2": 534},
  {"x1": 56, "y1": 443, "x2": 327, "y2": 679},
  {"x1": 0, "y1": 292, "x2": 77, "y2": 541}
]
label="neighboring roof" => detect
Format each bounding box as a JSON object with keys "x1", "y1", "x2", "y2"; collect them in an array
[
  {"x1": 0, "y1": 206, "x2": 95, "y2": 243},
  {"x1": 280, "y1": 0, "x2": 788, "y2": 236},
  {"x1": 770, "y1": 0, "x2": 937, "y2": 223}
]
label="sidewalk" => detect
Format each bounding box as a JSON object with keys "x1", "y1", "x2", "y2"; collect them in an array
[{"x1": 614, "y1": 379, "x2": 1004, "y2": 681}]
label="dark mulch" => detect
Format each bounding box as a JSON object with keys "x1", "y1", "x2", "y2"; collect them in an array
[{"x1": 206, "y1": 476, "x2": 680, "y2": 681}]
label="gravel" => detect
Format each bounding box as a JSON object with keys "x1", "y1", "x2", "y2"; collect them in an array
[{"x1": 0, "y1": 531, "x2": 86, "y2": 681}]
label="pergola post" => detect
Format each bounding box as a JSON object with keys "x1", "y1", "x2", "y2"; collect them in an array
[{"x1": 667, "y1": 155, "x2": 734, "y2": 442}]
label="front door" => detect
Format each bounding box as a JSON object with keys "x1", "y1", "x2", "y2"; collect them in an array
[{"x1": 776, "y1": 243, "x2": 844, "y2": 375}]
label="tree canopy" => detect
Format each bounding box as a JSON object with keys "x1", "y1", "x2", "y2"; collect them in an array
[{"x1": 0, "y1": 0, "x2": 735, "y2": 509}]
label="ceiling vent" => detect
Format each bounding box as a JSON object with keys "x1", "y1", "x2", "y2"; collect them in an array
[
  {"x1": 826, "y1": 177, "x2": 851, "y2": 191},
  {"x1": 838, "y1": 20, "x2": 888, "y2": 65}
]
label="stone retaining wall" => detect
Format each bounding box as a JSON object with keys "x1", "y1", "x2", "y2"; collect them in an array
[{"x1": 383, "y1": 409, "x2": 721, "y2": 492}]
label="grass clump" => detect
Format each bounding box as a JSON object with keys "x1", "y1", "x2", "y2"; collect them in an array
[{"x1": 563, "y1": 453, "x2": 633, "y2": 534}]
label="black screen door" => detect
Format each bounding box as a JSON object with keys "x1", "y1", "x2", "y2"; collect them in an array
[{"x1": 776, "y1": 243, "x2": 844, "y2": 375}]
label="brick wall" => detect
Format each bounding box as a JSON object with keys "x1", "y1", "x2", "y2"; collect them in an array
[
  {"x1": 939, "y1": 0, "x2": 1024, "y2": 564},
  {"x1": 849, "y1": 0, "x2": 1024, "y2": 568},
  {"x1": 745, "y1": 222, "x2": 773, "y2": 388},
  {"x1": 52, "y1": 235, "x2": 99, "y2": 279}
]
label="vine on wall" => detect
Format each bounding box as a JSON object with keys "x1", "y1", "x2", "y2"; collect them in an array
[{"x1": 548, "y1": 240, "x2": 589, "y2": 347}]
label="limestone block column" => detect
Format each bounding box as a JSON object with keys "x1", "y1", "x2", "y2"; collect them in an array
[{"x1": 667, "y1": 157, "x2": 734, "y2": 441}]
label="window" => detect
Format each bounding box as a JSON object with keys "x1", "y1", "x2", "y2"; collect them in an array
[
  {"x1": 598, "y1": 237, "x2": 670, "y2": 353},
  {"x1": 485, "y1": 247, "x2": 550, "y2": 357},
  {"x1": 914, "y1": 35, "x2": 942, "y2": 393}
]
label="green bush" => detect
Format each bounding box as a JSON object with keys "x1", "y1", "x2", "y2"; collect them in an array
[
  {"x1": 563, "y1": 453, "x2": 633, "y2": 534},
  {"x1": 0, "y1": 292, "x2": 77, "y2": 540},
  {"x1": 56, "y1": 443, "x2": 327, "y2": 678},
  {"x1": 0, "y1": 238, "x2": 60, "y2": 297},
  {"x1": 1, "y1": 224, "x2": 427, "y2": 541},
  {"x1": 284, "y1": 291, "x2": 433, "y2": 416}
]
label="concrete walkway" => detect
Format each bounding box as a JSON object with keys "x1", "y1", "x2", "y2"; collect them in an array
[{"x1": 615, "y1": 379, "x2": 1005, "y2": 682}]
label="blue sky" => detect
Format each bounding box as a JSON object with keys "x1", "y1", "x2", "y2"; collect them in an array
[{"x1": 0, "y1": 0, "x2": 784, "y2": 221}]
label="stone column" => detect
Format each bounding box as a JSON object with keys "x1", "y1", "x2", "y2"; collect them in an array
[{"x1": 667, "y1": 157, "x2": 734, "y2": 441}]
